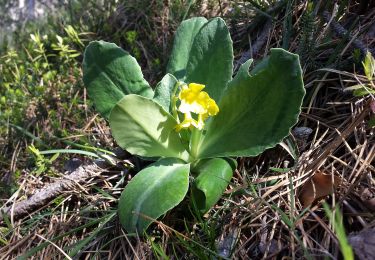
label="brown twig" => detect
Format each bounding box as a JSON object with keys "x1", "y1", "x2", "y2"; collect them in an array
[
  {"x1": 0, "y1": 163, "x2": 106, "y2": 221},
  {"x1": 234, "y1": 18, "x2": 273, "y2": 71}
]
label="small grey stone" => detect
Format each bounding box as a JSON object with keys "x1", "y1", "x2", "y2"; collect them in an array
[
  {"x1": 292, "y1": 127, "x2": 313, "y2": 140},
  {"x1": 63, "y1": 158, "x2": 83, "y2": 172}
]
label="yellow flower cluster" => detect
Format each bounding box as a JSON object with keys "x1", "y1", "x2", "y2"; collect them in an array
[{"x1": 175, "y1": 83, "x2": 219, "y2": 131}]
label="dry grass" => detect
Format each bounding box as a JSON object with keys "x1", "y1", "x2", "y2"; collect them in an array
[{"x1": 1, "y1": 0, "x2": 374, "y2": 259}]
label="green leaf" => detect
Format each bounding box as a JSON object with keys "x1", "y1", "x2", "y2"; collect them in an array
[
  {"x1": 362, "y1": 51, "x2": 375, "y2": 81},
  {"x1": 192, "y1": 158, "x2": 235, "y2": 213},
  {"x1": 185, "y1": 17, "x2": 233, "y2": 102},
  {"x1": 352, "y1": 85, "x2": 375, "y2": 97},
  {"x1": 269, "y1": 167, "x2": 291, "y2": 173},
  {"x1": 153, "y1": 73, "x2": 178, "y2": 113},
  {"x1": 344, "y1": 84, "x2": 365, "y2": 91},
  {"x1": 196, "y1": 49, "x2": 305, "y2": 158},
  {"x1": 230, "y1": 59, "x2": 253, "y2": 87},
  {"x1": 167, "y1": 17, "x2": 208, "y2": 80},
  {"x1": 83, "y1": 41, "x2": 153, "y2": 119},
  {"x1": 118, "y1": 158, "x2": 190, "y2": 233},
  {"x1": 109, "y1": 94, "x2": 189, "y2": 160}
]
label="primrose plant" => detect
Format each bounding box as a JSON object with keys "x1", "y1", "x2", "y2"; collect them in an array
[{"x1": 83, "y1": 17, "x2": 305, "y2": 233}]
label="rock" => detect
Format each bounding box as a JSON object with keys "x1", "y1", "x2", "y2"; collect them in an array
[
  {"x1": 348, "y1": 227, "x2": 375, "y2": 259},
  {"x1": 63, "y1": 158, "x2": 83, "y2": 172}
]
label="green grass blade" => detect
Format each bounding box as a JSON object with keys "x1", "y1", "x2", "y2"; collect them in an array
[
  {"x1": 39, "y1": 149, "x2": 99, "y2": 157},
  {"x1": 323, "y1": 203, "x2": 354, "y2": 260}
]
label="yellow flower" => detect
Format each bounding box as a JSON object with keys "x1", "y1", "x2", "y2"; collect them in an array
[
  {"x1": 178, "y1": 83, "x2": 206, "y2": 114},
  {"x1": 175, "y1": 112, "x2": 203, "y2": 132},
  {"x1": 175, "y1": 83, "x2": 219, "y2": 131}
]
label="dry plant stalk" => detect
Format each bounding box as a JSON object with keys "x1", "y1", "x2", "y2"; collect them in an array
[{"x1": 0, "y1": 163, "x2": 105, "y2": 221}]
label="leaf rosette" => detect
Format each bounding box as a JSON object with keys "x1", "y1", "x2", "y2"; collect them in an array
[{"x1": 83, "y1": 17, "x2": 305, "y2": 233}]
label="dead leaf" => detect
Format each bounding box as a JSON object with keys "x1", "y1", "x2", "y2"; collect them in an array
[{"x1": 298, "y1": 170, "x2": 342, "y2": 208}]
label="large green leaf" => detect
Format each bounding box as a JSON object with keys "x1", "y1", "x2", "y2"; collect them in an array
[
  {"x1": 153, "y1": 73, "x2": 178, "y2": 114},
  {"x1": 185, "y1": 17, "x2": 233, "y2": 102},
  {"x1": 118, "y1": 158, "x2": 190, "y2": 233},
  {"x1": 196, "y1": 49, "x2": 305, "y2": 158},
  {"x1": 192, "y1": 158, "x2": 235, "y2": 213},
  {"x1": 230, "y1": 59, "x2": 253, "y2": 87},
  {"x1": 83, "y1": 41, "x2": 153, "y2": 119},
  {"x1": 167, "y1": 17, "x2": 208, "y2": 80},
  {"x1": 109, "y1": 94, "x2": 189, "y2": 160}
]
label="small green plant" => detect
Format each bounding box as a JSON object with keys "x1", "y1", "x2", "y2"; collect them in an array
[
  {"x1": 0, "y1": 26, "x2": 83, "y2": 127},
  {"x1": 347, "y1": 51, "x2": 375, "y2": 97},
  {"x1": 28, "y1": 145, "x2": 59, "y2": 176},
  {"x1": 345, "y1": 51, "x2": 375, "y2": 126},
  {"x1": 323, "y1": 203, "x2": 354, "y2": 260},
  {"x1": 83, "y1": 17, "x2": 305, "y2": 233}
]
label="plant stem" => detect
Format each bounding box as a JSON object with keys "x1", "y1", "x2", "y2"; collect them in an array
[{"x1": 190, "y1": 128, "x2": 201, "y2": 160}]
